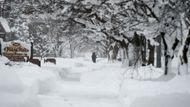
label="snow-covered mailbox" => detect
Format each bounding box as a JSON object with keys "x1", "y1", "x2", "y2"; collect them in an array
[
  {"x1": 2, "y1": 41, "x2": 31, "y2": 61},
  {"x1": 0, "y1": 17, "x2": 10, "y2": 41}
]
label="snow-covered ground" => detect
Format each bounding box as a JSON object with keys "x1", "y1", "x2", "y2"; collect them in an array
[{"x1": 0, "y1": 55, "x2": 190, "y2": 107}]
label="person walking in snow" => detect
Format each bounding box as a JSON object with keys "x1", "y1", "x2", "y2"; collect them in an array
[{"x1": 91, "y1": 52, "x2": 97, "y2": 63}]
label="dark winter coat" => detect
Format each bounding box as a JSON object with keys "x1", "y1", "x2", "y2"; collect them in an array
[{"x1": 92, "y1": 52, "x2": 96, "y2": 63}]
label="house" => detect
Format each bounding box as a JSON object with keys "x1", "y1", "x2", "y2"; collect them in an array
[
  {"x1": 0, "y1": 17, "x2": 10, "y2": 55},
  {"x1": 0, "y1": 17, "x2": 10, "y2": 41}
]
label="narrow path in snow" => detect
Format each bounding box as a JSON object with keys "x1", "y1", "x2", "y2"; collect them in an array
[
  {"x1": 40, "y1": 58, "x2": 125, "y2": 107},
  {"x1": 39, "y1": 81, "x2": 123, "y2": 107}
]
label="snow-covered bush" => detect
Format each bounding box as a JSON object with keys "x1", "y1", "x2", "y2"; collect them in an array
[{"x1": 123, "y1": 65, "x2": 163, "y2": 80}]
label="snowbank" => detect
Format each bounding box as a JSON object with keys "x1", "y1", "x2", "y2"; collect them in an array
[
  {"x1": 130, "y1": 93, "x2": 190, "y2": 107},
  {"x1": 1, "y1": 56, "x2": 190, "y2": 107},
  {"x1": 120, "y1": 73, "x2": 190, "y2": 107},
  {"x1": 0, "y1": 57, "x2": 41, "y2": 107},
  {"x1": 14, "y1": 63, "x2": 57, "y2": 95},
  {"x1": 0, "y1": 56, "x2": 23, "y2": 93},
  {"x1": 0, "y1": 56, "x2": 9, "y2": 64},
  {"x1": 0, "y1": 56, "x2": 57, "y2": 107}
]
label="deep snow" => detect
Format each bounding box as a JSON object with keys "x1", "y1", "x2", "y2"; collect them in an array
[{"x1": 0, "y1": 55, "x2": 190, "y2": 107}]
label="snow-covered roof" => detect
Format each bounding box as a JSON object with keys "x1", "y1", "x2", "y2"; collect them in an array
[{"x1": 0, "y1": 17, "x2": 11, "y2": 32}]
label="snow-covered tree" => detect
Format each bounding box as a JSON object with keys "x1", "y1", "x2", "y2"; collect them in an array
[{"x1": 3, "y1": 0, "x2": 190, "y2": 75}]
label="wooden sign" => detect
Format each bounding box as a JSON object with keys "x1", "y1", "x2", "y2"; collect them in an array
[{"x1": 3, "y1": 42, "x2": 30, "y2": 61}]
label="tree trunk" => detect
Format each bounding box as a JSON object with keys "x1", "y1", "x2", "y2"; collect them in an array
[
  {"x1": 161, "y1": 32, "x2": 179, "y2": 75},
  {"x1": 161, "y1": 32, "x2": 169, "y2": 75},
  {"x1": 58, "y1": 46, "x2": 63, "y2": 57},
  {"x1": 121, "y1": 48, "x2": 128, "y2": 66},
  {"x1": 128, "y1": 43, "x2": 136, "y2": 66},
  {"x1": 156, "y1": 35, "x2": 162, "y2": 67},
  {"x1": 161, "y1": 32, "x2": 173, "y2": 75},
  {"x1": 113, "y1": 43, "x2": 119, "y2": 60},
  {"x1": 148, "y1": 40, "x2": 155, "y2": 66},
  {"x1": 141, "y1": 36, "x2": 147, "y2": 66},
  {"x1": 108, "y1": 42, "x2": 120, "y2": 61},
  {"x1": 69, "y1": 42, "x2": 74, "y2": 58},
  {"x1": 179, "y1": 29, "x2": 190, "y2": 75},
  {"x1": 0, "y1": 41, "x2": 2, "y2": 56},
  {"x1": 120, "y1": 40, "x2": 129, "y2": 66}
]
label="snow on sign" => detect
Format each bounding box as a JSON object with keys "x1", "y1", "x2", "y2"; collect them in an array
[{"x1": 3, "y1": 41, "x2": 30, "y2": 61}]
